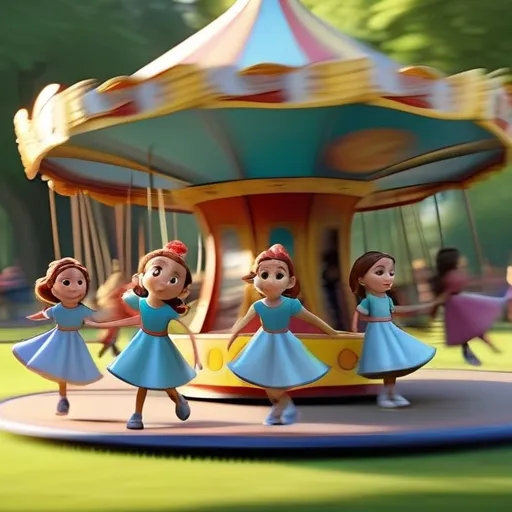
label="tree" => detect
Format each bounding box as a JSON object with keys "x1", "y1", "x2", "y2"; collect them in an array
[
  {"x1": 368, "y1": 0, "x2": 512, "y2": 73},
  {"x1": 191, "y1": 0, "x2": 233, "y2": 28},
  {"x1": 0, "y1": 0, "x2": 194, "y2": 277}
]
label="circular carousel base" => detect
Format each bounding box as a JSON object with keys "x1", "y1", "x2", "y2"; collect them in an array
[{"x1": 1, "y1": 370, "x2": 512, "y2": 455}]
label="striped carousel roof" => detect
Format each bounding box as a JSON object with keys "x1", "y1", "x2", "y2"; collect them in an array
[
  {"x1": 135, "y1": 0, "x2": 399, "y2": 78},
  {"x1": 13, "y1": 0, "x2": 512, "y2": 213}
]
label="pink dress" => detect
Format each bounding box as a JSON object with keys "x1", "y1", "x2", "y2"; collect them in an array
[{"x1": 443, "y1": 270, "x2": 508, "y2": 346}]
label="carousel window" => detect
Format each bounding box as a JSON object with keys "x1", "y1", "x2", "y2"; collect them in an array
[
  {"x1": 268, "y1": 227, "x2": 295, "y2": 257},
  {"x1": 215, "y1": 228, "x2": 252, "y2": 331},
  {"x1": 320, "y1": 228, "x2": 347, "y2": 330}
]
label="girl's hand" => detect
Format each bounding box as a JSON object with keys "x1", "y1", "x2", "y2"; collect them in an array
[
  {"x1": 227, "y1": 335, "x2": 237, "y2": 351},
  {"x1": 131, "y1": 273, "x2": 141, "y2": 287},
  {"x1": 336, "y1": 330, "x2": 360, "y2": 337}
]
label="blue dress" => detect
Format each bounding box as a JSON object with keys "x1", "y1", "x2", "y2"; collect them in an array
[
  {"x1": 357, "y1": 294, "x2": 436, "y2": 379},
  {"x1": 107, "y1": 292, "x2": 196, "y2": 390},
  {"x1": 228, "y1": 297, "x2": 330, "y2": 389},
  {"x1": 12, "y1": 304, "x2": 102, "y2": 385}
]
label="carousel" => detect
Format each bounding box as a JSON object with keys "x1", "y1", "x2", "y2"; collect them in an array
[{"x1": 14, "y1": 0, "x2": 512, "y2": 398}]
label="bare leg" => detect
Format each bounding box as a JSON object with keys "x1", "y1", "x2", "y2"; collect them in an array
[
  {"x1": 266, "y1": 388, "x2": 286, "y2": 407},
  {"x1": 462, "y1": 343, "x2": 482, "y2": 366},
  {"x1": 165, "y1": 388, "x2": 180, "y2": 404},
  {"x1": 264, "y1": 388, "x2": 287, "y2": 425},
  {"x1": 383, "y1": 376, "x2": 410, "y2": 407},
  {"x1": 56, "y1": 382, "x2": 69, "y2": 415},
  {"x1": 126, "y1": 388, "x2": 147, "y2": 429},
  {"x1": 135, "y1": 387, "x2": 148, "y2": 414},
  {"x1": 480, "y1": 334, "x2": 501, "y2": 353},
  {"x1": 58, "y1": 382, "x2": 67, "y2": 398},
  {"x1": 98, "y1": 344, "x2": 108, "y2": 358},
  {"x1": 383, "y1": 376, "x2": 396, "y2": 397},
  {"x1": 166, "y1": 388, "x2": 190, "y2": 421}
]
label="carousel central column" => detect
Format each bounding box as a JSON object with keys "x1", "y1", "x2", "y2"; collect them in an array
[{"x1": 175, "y1": 179, "x2": 372, "y2": 334}]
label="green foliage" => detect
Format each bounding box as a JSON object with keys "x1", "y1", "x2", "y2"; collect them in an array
[
  {"x1": 303, "y1": 0, "x2": 381, "y2": 45},
  {"x1": 0, "y1": 0, "x2": 194, "y2": 275},
  {"x1": 305, "y1": 0, "x2": 512, "y2": 73},
  {"x1": 191, "y1": 0, "x2": 234, "y2": 28}
]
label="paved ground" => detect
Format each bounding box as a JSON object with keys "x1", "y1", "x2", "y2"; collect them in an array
[{"x1": 1, "y1": 370, "x2": 512, "y2": 439}]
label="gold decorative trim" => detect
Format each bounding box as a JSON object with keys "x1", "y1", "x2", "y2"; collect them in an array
[
  {"x1": 48, "y1": 145, "x2": 190, "y2": 186},
  {"x1": 170, "y1": 178, "x2": 374, "y2": 209},
  {"x1": 13, "y1": 58, "x2": 512, "y2": 208}
]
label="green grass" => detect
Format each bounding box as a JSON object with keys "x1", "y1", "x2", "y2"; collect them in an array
[{"x1": 1, "y1": 329, "x2": 512, "y2": 511}]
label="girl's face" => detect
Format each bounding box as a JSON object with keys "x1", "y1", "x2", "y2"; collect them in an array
[
  {"x1": 141, "y1": 256, "x2": 189, "y2": 301},
  {"x1": 52, "y1": 267, "x2": 88, "y2": 304},
  {"x1": 359, "y1": 257, "x2": 395, "y2": 295},
  {"x1": 253, "y1": 259, "x2": 296, "y2": 300}
]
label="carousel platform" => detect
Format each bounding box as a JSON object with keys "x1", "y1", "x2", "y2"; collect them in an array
[{"x1": 1, "y1": 369, "x2": 511, "y2": 455}]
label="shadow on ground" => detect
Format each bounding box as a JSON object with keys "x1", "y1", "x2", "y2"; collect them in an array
[{"x1": 112, "y1": 492, "x2": 512, "y2": 512}]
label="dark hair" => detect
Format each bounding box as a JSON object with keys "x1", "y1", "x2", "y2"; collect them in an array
[
  {"x1": 133, "y1": 240, "x2": 192, "y2": 315},
  {"x1": 35, "y1": 258, "x2": 90, "y2": 306},
  {"x1": 349, "y1": 251, "x2": 395, "y2": 299},
  {"x1": 430, "y1": 248, "x2": 460, "y2": 297},
  {"x1": 242, "y1": 244, "x2": 301, "y2": 299},
  {"x1": 429, "y1": 247, "x2": 460, "y2": 319}
]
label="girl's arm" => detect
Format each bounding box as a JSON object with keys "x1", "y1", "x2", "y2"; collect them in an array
[
  {"x1": 27, "y1": 306, "x2": 55, "y2": 321},
  {"x1": 175, "y1": 319, "x2": 202, "y2": 370},
  {"x1": 393, "y1": 294, "x2": 447, "y2": 316},
  {"x1": 351, "y1": 310, "x2": 361, "y2": 333},
  {"x1": 27, "y1": 310, "x2": 50, "y2": 321},
  {"x1": 227, "y1": 305, "x2": 257, "y2": 350},
  {"x1": 85, "y1": 315, "x2": 141, "y2": 328},
  {"x1": 295, "y1": 307, "x2": 338, "y2": 336}
]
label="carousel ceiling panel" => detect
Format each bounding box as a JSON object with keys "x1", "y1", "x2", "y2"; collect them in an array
[
  {"x1": 319, "y1": 105, "x2": 496, "y2": 179},
  {"x1": 210, "y1": 106, "x2": 499, "y2": 180},
  {"x1": 69, "y1": 132, "x2": 187, "y2": 179},
  {"x1": 83, "y1": 111, "x2": 240, "y2": 185},
  {"x1": 215, "y1": 107, "x2": 330, "y2": 178},
  {"x1": 375, "y1": 150, "x2": 501, "y2": 191},
  {"x1": 65, "y1": 105, "x2": 501, "y2": 188},
  {"x1": 46, "y1": 158, "x2": 178, "y2": 190}
]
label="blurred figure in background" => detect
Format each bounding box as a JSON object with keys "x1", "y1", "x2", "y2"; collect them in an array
[
  {"x1": 431, "y1": 247, "x2": 511, "y2": 366},
  {"x1": 95, "y1": 260, "x2": 136, "y2": 358}
]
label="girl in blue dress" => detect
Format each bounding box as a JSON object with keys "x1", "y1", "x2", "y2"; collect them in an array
[
  {"x1": 12, "y1": 258, "x2": 103, "y2": 416},
  {"x1": 349, "y1": 251, "x2": 439, "y2": 409},
  {"x1": 87, "y1": 240, "x2": 202, "y2": 430},
  {"x1": 227, "y1": 244, "x2": 347, "y2": 426}
]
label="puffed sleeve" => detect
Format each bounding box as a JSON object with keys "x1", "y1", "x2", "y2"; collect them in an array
[
  {"x1": 79, "y1": 304, "x2": 96, "y2": 320},
  {"x1": 167, "y1": 305, "x2": 180, "y2": 321},
  {"x1": 289, "y1": 298, "x2": 303, "y2": 316},
  {"x1": 356, "y1": 297, "x2": 370, "y2": 315},
  {"x1": 388, "y1": 296, "x2": 395, "y2": 313},
  {"x1": 122, "y1": 290, "x2": 140, "y2": 311},
  {"x1": 42, "y1": 306, "x2": 56, "y2": 320}
]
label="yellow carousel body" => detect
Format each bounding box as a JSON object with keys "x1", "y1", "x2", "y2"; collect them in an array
[{"x1": 14, "y1": 0, "x2": 512, "y2": 398}]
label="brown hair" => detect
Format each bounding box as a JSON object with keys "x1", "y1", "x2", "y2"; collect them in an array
[
  {"x1": 242, "y1": 244, "x2": 301, "y2": 299},
  {"x1": 133, "y1": 240, "x2": 192, "y2": 315},
  {"x1": 349, "y1": 251, "x2": 395, "y2": 299},
  {"x1": 35, "y1": 258, "x2": 90, "y2": 306}
]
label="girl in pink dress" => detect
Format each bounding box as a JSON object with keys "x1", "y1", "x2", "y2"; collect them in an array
[{"x1": 431, "y1": 248, "x2": 510, "y2": 366}]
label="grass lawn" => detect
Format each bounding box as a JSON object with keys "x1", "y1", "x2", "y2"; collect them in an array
[{"x1": 0, "y1": 328, "x2": 512, "y2": 511}]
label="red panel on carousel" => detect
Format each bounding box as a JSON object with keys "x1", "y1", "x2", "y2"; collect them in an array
[{"x1": 243, "y1": 193, "x2": 322, "y2": 334}]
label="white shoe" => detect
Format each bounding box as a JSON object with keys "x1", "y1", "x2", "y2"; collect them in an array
[
  {"x1": 392, "y1": 394, "x2": 410, "y2": 407},
  {"x1": 377, "y1": 394, "x2": 398, "y2": 409}
]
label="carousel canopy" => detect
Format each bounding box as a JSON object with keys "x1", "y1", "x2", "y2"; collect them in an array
[{"x1": 14, "y1": 0, "x2": 512, "y2": 211}]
